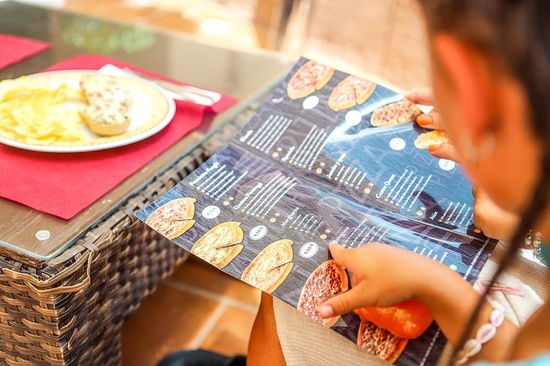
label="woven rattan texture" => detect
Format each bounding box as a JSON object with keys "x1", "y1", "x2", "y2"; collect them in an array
[{"x1": 0, "y1": 101, "x2": 257, "y2": 365}]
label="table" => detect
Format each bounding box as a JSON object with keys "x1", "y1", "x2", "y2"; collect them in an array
[{"x1": 0, "y1": 2, "x2": 293, "y2": 365}]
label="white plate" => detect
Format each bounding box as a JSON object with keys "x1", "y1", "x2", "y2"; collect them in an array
[{"x1": 0, "y1": 70, "x2": 176, "y2": 153}]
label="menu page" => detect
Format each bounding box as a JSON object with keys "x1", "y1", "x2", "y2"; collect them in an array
[{"x1": 135, "y1": 58, "x2": 496, "y2": 365}]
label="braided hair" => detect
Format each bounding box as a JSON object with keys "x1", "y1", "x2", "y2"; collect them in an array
[{"x1": 417, "y1": 0, "x2": 550, "y2": 362}]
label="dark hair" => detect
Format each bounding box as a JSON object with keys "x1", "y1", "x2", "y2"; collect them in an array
[{"x1": 417, "y1": 0, "x2": 550, "y2": 362}]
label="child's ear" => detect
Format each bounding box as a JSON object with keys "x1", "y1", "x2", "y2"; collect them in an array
[{"x1": 431, "y1": 34, "x2": 495, "y2": 141}]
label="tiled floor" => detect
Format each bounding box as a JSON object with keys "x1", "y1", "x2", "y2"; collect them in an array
[
  {"x1": 120, "y1": 256, "x2": 260, "y2": 365},
  {"x1": 41, "y1": 0, "x2": 432, "y2": 364}
]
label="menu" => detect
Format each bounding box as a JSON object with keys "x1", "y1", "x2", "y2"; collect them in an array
[{"x1": 135, "y1": 58, "x2": 496, "y2": 365}]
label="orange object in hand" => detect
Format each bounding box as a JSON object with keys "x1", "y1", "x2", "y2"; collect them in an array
[{"x1": 353, "y1": 299, "x2": 433, "y2": 339}]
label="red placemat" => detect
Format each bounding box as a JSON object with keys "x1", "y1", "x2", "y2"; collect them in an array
[
  {"x1": 0, "y1": 54, "x2": 237, "y2": 220},
  {"x1": 0, "y1": 34, "x2": 50, "y2": 70}
]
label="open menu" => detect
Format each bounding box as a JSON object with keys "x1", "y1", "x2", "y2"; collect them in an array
[{"x1": 136, "y1": 58, "x2": 496, "y2": 365}]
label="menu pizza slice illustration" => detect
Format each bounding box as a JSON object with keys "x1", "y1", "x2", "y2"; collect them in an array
[
  {"x1": 297, "y1": 259, "x2": 349, "y2": 327},
  {"x1": 414, "y1": 130, "x2": 450, "y2": 149},
  {"x1": 356, "y1": 320, "x2": 408, "y2": 364},
  {"x1": 287, "y1": 60, "x2": 335, "y2": 100},
  {"x1": 145, "y1": 197, "x2": 197, "y2": 240},
  {"x1": 190, "y1": 221, "x2": 244, "y2": 269},
  {"x1": 328, "y1": 75, "x2": 376, "y2": 112},
  {"x1": 370, "y1": 98, "x2": 422, "y2": 127},
  {"x1": 241, "y1": 239, "x2": 294, "y2": 293}
]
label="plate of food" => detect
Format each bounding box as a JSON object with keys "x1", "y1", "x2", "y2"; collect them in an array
[{"x1": 0, "y1": 70, "x2": 176, "y2": 152}]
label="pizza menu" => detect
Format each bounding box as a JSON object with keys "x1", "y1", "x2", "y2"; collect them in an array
[{"x1": 135, "y1": 58, "x2": 496, "y2": 365}]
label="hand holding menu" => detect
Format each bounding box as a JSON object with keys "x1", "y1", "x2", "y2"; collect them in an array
[{"x1": 136, "y1": 58, "x2": 496, "y2": 365}]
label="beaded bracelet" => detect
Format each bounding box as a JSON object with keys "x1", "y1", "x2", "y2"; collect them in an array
[
  {"x1": 525, "y1": 230, "x2": 548, "y2": 266},
  {"x1": 454, "y1": 299, "x2": 505, "y2": 365}
]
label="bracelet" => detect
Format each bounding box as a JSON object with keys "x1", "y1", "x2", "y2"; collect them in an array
[
  {"x1": 525, "y1": 230, "x2": 547, "y2": 266},
  {"x1": 455, "y1": 299, "x2": 505, "y2": 365}
]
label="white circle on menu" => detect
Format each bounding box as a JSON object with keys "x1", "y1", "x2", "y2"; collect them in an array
[
  {"x1": 345, "y1": 110, "x2": 362, "y2": 126},
  {"x1": 202, "y1": 205, "x2": 220, "y2": 219},
  {"x1": 249, "y1": 225, "x2": 268, "y2": 240},
  {"x1": 303, "y1": 96, "x2": 319, "y2": 110},
  {"x1": 389, "y1": 137, "x2": 406, "y2": 151},
  {"x1": 299, "y1": 242, "x2": 319, "y2": 258},
  {"x1": 438, "y1": 159, "x2": 456, "y2": 171}
]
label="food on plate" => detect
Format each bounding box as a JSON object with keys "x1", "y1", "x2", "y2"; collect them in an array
[
  {"x1": 414, "y1": 130, "x2": 451, "y2": 149},
  {"x1": 145, "y1": 197, "x2": 197, "y2": 240},
  {"x1": 353, "y1": 299, "x2": 434, "y2": 339},
  {"x1": 357, "y1": 320, "x2": 409, "y2": 364},
  {"x1": 0, "y1": 78, "x2": 87, "y2": 145},
  {"x1": 191, "y1": 221, "x2": 244, "y2": 269},
  {"x1": 80, "y1": 74, "x2": 134, "y2": 136},
  {"x1": 241, "y1": 239, "x2": 294, "y2": 293},
  {"x1": 287, "y1": 60, "x2": 335, "y2": 100},
  {"x1": 370, "y1": 98, "x2": 422, "y2": 127},
  {"x1": 328, "y1": 75, "x2": 376, "y2": 111},
  {"x1": 297, "y1": 259, "x2": 349, "y2": 327}
]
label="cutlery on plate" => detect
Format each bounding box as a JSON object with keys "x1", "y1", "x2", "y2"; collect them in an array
[{"x1": 98, "y1": 64, "x2": 221, "y2": 106}]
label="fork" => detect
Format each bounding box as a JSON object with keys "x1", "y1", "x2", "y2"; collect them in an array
[{"x1": 97, "y1": 64, "x2": 221, "y2": 106}]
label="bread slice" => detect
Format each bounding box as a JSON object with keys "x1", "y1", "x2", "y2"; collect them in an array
[{"x1": 80, "y1": 75, "x2": 133, "y2": 136}]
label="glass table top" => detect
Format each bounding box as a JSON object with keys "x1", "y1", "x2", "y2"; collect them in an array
[{"x1": 0, "y1": 1, "x2": 294, "y2": 265}]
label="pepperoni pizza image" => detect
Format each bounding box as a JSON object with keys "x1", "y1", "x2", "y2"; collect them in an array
[
  {"x1": 353, "y1": 299, "x2": 433, "y2": 363},
  {"x1": 357, "y1": 320, "x2": 409, "y2": 364},
  {"x1": 241, "y1": 239, "x2": 294, "y2": 293},
  {"x1": 328, "y1": 75, "x2": 376, "y2": 111},
  {"x1": 370, "y1": 98, "x2": 422, "y2": 127},
  {"x1": 414, "y1": 130, "x2": 450, "y2": 149},
  {"x1": 190, "y1": 221, "x2": 244, "y2": 269},
  {"x1": 287, "y1": 60, "x2": 335, "y2": 100},
  {"x1": 145, "y1": 197, "x2": 197, "y2": 240},
  {"x1": 297, "y1": 259, "x2": 349, "y2": 327}
]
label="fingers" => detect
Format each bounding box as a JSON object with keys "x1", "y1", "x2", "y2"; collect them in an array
[
  {"x1": 471, "y1": 181, "x2": 479, "y2": 197},
  {"x1": 320, "y1": 243, "x2": 359, "y2": 318},
  {"x1": 416, "y1": 111, "x2": 443, "y2": 130},
  {"x1": 472, "y1": 188, "x2": 520, "y2": 242},
  {"x1": 319, "y1": 283, "x2": 369, "y2": 318},
  {"x1": 428, "y1": 143, "x2": 463, "y2": 164},
  {"x1": 405, "y1": 88, "x2": 434, "y2": 105},
  {"x1": 328, "y1": 242, "x2": 349, "y2": 266},
  {"x1": 406, "y1": 88, "x2": 448, "y2": 132}
]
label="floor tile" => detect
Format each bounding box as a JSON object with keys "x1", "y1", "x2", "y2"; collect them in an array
[
  {"x1": 199, "y1": 305, "x2": 257, "y2": 356},
  {"x1": 120, "y1": 283, "x2": 220, "y2": 366},
  {"x1": 170, "y1": 257, "x2": 261, "y2": 308}
]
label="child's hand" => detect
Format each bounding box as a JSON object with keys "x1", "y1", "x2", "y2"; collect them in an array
[
  {"x1": 407, "y1": 88, "x2": 519, "y2": 242},
  {"x1": 472, "y1": 185, "x2": 519, "y2": 242},
  {"x1": 406, "y1": 88, "x2": 462, "y2": 162},
  {"x1": 318, "y1": 242, "x2": 435, "y2": 318}
]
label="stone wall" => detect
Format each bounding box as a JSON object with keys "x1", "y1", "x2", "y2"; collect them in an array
[{"x1": 301, "y1": 0, "x2": 431, "y2": 91}]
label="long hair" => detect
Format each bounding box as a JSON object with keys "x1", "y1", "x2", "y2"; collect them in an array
[{"x1": 417, "y1": 0, "x2": 550, "y2": 362}]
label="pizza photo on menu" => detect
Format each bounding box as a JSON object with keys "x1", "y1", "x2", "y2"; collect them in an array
[
  {"x1": 241, "y1": 239, "x2": 294, "y2": 293},
  {"x1": 190, "y1": 221, "x2": 244, "y2": 269},
  {"x1": 328, "y1": 75, "x2": 376, "y2": 111},
  {"x1": 370, "y1": 98, "x2": 422, "y2": 127},
  {"x1": 145, "y1": 197, "x2": 197, "y2": 240},
  {"x1": 287, "y1": 60, "x2": 335, "y2": 100},
  {"x1": 356, "y1": 320, "x2": 409, "y2": 364},
  {"x1": 414, "y1": 130, "x2": 451, "y2": 149},
  {"x1": 352, "y1": 299, "x2": 434, "y2": 363},
  {"x1": 297, "y1": 259, "x2": 349, "y2": 327}
]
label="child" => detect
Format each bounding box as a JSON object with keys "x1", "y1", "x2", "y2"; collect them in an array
[{"x1": 318, "y1": 0, "x2": 550, "y2": 364}]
